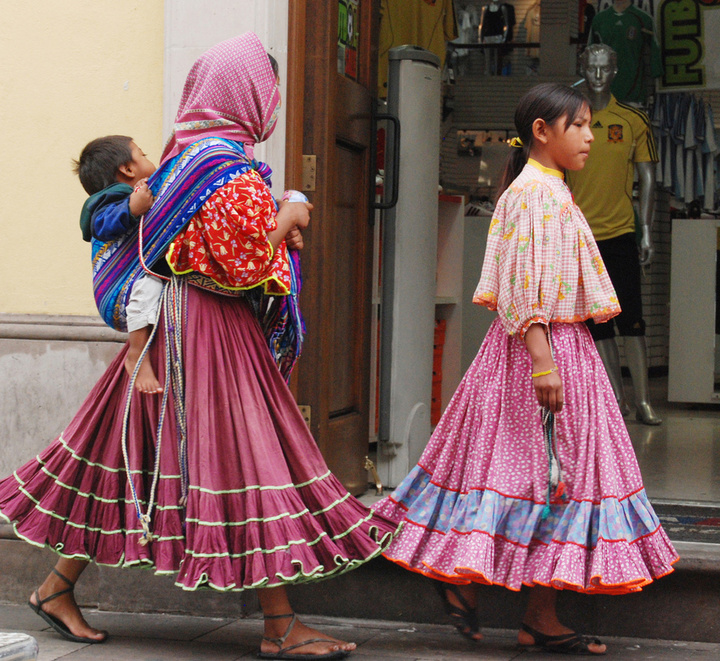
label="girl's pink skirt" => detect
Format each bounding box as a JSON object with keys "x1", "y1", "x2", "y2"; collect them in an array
[
  {"x1": 373, "y1": 319, "x2": 678, "y2": 594},
  {"x1": 0, "y1": 285, "x2": 398, "y2": 591}
]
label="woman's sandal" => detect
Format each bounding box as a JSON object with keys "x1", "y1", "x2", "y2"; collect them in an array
[
  {"x1": 28, "y1": 567, "x2": 108, "y2": 644},
  {"x1": 258, "y1": 613, "x2": 351, "y2": 660},
  {"x1": 519, "y1": 623, "x2": 606, "y2": 656},
  {"x1": 433, "y1": 581, "x2": 481, "y2": 642}
]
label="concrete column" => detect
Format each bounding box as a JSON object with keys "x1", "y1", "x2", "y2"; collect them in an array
[{"x1": 163, "y1": 0, "x2": 290, "y2": 195}]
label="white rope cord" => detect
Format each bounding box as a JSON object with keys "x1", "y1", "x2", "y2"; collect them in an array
[
  {"x1": 164, "y1": 278, "x2": 189, "y2": 506},
  {"x1": 540, "y1": 326, "x2": 564, "y2": 520},
  {"x1": 120, "y1": 276, "x2": 188, "y2": 546}
]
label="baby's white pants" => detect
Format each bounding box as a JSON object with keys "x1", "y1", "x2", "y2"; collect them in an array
[{"x1": 126, "y1": 275, "x2": 164, "y2": 332}]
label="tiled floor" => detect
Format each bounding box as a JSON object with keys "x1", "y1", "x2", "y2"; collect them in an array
[
  {"x1": 626, "y1": 376, "x2": 720, "y2": 504},
  {"x1": 1, "y1": 603, "x2": 720, "y2": 660}
]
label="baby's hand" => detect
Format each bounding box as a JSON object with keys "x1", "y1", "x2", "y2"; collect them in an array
[{"x1": 129, "y1": 178, "x2": 154, "y2": 217}]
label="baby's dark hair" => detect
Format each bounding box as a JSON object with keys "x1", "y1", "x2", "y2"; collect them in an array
[
  {"x1": 495, "y1": 83, "x2": 589, "y2": 201},
  {"x1": 72, "y1": 135, "x2": 134, "y2": 195}
]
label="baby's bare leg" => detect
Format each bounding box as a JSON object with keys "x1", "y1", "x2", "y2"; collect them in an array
[{"x1": 125, "y1": 327, "x2": 162, "y2": 393}]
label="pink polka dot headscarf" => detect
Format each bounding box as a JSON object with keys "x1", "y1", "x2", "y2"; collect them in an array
[{"x1": 161, "y1": 32, "x2": 280, "y2": 164}]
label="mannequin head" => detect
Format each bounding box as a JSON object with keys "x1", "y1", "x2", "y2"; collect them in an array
[{"x1": 579, "y1": 44, "x2": 617, "y2": 95}]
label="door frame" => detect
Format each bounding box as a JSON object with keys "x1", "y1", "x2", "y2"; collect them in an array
[{"x1": 284, "y1": 0, "x2": 381, "y2": 492}]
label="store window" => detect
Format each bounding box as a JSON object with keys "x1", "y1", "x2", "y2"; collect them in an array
[
  {"x1": 438, "y1": 2, "x2": 720, "y2": 531},
  {"x1": 449, "y1": 1, "x2": 542, "y2": 78}
]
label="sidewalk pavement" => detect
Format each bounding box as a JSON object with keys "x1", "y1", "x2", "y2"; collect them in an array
[{"x1": 1, "y1": 602, "x2": 719, "y2": 660}]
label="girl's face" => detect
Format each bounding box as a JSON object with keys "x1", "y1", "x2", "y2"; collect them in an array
[{"x1": 542, "y1": 106, "x2": 594, "y2": 172}]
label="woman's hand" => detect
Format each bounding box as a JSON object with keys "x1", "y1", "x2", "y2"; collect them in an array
[
  {"x1": 278, "y1": 200, "x2": 313, "y2": 230},
  {"x1": 285, "y1": 227, "x2": 304, "y2": 250},
  {"x1": 269, "y1": 200, "x2": 313, "y2": 251}
]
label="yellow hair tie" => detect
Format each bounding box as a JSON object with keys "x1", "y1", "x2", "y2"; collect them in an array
[{"x1": 509, "y1": 136, "x2": 524, "y2": 149}]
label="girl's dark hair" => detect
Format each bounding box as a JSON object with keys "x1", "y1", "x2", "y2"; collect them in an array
[
  {"x1": 73, "y1": 135, "x2": 134, "y2": 195},
  {"x1": 495, "y1": 83, "x2": 589, "y2": 201},
  {"x1": 267, "y1": 53, "x2": 279, "y2": 77}
]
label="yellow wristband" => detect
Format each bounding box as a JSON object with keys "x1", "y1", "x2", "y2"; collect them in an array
[{"x1": 531, "y1": 367, "x2": 558, "y2": 378}]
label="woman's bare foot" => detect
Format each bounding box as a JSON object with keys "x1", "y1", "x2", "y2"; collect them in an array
[
  {"x1": 261, "y1": 613, "x2": 356, "y2": 657},
  {"x1": 29, "y1": 584, "x2": 107, "y2": 642}
]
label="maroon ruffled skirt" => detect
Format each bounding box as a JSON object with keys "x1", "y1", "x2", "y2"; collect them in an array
[{"x1": 0, "y1": 285, "x2": 398, "y2": 591}]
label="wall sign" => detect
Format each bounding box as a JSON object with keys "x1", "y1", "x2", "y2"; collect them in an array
[
  {"x1": 338, "y1": 0, "x2": 360, "y2": 80},
  {"x1": 658, "y1": 0, "x2": 720, "y2": 91}
]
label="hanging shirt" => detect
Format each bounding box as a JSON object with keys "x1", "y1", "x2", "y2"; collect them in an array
[
  {"x1": 453, "y1": 8, "x2": 475, "y2": 56},
  {"x1": 703, "y1": 103, "x2": 718, "y2": 210},
  {"x1": 589, "y1": 5, "x2": 663, "y2": 104},
  {"x1": 566, "y1": 95, "x2": 657, "y2": 242},
  {"x1": 378, "y1": 0, "x2": 457, "y2": 97},
  {"x1": 523, "y1": 2, "x2": 541, "y2": 58}
]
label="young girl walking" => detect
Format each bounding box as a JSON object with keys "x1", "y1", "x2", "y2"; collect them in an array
[{"x1": 373, "y1": 83, "x2": 678, "y2": 655}]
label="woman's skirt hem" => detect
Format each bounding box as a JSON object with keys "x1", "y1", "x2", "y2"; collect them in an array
[{"x1": 1, "y1": 507, "x2": 398, "y2": 593}]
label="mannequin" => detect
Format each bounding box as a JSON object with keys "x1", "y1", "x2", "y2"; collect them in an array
[
  {"x1": 479, "y1": 1, "x2": 511, "y2": 75},
  {"x1": 589, "y1": 0, "x2": 662, "y2": 104},
  {"x1": 450, "y1": 4, "x2": 481, "y2": 76},
  {"x1": 566, "y1": 43, "x2": 661, "y2": 425}
]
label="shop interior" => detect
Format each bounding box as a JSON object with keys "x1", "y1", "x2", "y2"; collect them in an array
[{"x1": 368, "y1": 0, "x2": 720, "y2": 532}]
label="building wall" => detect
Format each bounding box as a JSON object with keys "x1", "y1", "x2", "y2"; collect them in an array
[
  {"x1": 163, "y1": 0, "x2": 290, "y2": 197},
  {"x1": 0, "y1": 2, "x2": 165, "y2": 317},
  {"x1": 0, "y1": 1, "x2": 290, "y2": 473}
]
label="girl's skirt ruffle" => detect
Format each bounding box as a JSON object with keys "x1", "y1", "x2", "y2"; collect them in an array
[
  {"x1": 0, "y1": 285, "x2": 398, "y2": 591},
  {"x1": 373, "y1": 320, "x2": 678, "y2": 594}
]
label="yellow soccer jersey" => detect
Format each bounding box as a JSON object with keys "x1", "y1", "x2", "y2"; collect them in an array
[
  {"x1": 377, "y1": 0, "x2": 457, "y2": 98},
  {"x1": 566, "y1": 96, "x2": 658, "y2": 242}
]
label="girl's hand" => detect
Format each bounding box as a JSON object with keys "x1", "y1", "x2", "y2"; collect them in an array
[
  {"x1": 532, "y1": 370, "x2": 564, "y2": 413},
  {"x1": 523, "y1": 323, "x2": 563, "y2": 413},
  {"x1": 285, "y1": 227, "x2": 304, "y2": 250}
]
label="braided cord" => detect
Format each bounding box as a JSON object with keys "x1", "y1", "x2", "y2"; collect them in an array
[
  {"x1": 120, "y1": 276, "x2": 188, "y2": 546},
  {"x1": 540, "y1": 326, "x2": 564, "y2": 520},
  {"x1": 164, "y1": 277, "x2": 189, "y2": 505}
]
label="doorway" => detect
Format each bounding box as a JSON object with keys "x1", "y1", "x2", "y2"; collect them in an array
[{"x1": 286, "y1": 0, "x2": 380, "y2": 494}]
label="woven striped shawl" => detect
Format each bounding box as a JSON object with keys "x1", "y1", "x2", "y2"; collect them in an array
[{"x1": 90, "y1": 137, "x2": 304, "y2": 378}]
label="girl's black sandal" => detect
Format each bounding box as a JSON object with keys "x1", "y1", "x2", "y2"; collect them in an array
[
  {"x1": 433, "y1": 581, "x2": 481, "y2": 642},
  {"x1": 519, "y1": 622, "x2": 606, "y2": 655}
]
